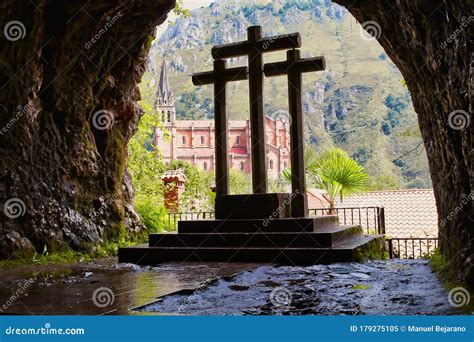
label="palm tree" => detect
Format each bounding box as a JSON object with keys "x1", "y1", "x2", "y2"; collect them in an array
[{"x1": 283, "y1": 147, "x2": 369, "y2": 212}]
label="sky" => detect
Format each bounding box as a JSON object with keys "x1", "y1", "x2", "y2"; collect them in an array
[{"x1": 156, "y1": 0, "x2": 214, "y2": 35}]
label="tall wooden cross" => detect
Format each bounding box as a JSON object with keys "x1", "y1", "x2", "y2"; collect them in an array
[
  {"x1": 192, "y1": 60, "x2": 248, "y2": 219},
  {"x1": 264, "y1": 49, "x2": 326, "y2": 217},
  {"x1": 212, "y1": 26, "x2": 301, "y2": 194}
]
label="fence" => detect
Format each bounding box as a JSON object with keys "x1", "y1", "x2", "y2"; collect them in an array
[
  {"x1": 309, "y1": 207, "x2": 385, "y2": 235},
  {"x1": 167, "y1": 207, "x2": 384, "y2": 234},
  {"x1": 386, "y1": 237, "x2": 439, "y2": 259},
  {"x1": 167, "y1": 211, "x2": 214, "y2": 230},
  {"x1": 165, "y1": 208, "x2": 439, "y2": 259}
]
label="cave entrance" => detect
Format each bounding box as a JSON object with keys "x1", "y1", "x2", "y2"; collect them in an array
[
  {"x1": 132, "y1": 0, "x2": 435, "y2": 244},
  {"x1": 2, "y1": 0, "x2": 470, "y2": 288},
  {"x1": 128, "y1": 0, "x2": 472, "y2": 286}
]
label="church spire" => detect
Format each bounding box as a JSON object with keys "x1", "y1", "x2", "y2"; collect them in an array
[{"x1": 157, "y1": 58, "x2": 173, "y2": 105}]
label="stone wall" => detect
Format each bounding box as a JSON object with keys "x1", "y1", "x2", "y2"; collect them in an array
[
  {"x1": 0, "y1": 0, "x2": 175, "y2": 257},
  {"x1": 334, "y1": 0, "x2": 473, "y2": 286}
]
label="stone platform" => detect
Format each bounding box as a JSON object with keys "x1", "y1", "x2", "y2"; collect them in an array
[{"x1": 118, "y1": 215, "x2": 384, "y2": 266}]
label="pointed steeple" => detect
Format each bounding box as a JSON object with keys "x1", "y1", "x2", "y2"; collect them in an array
[{"x1": 157, "y1": 58, "x2": 173, "y2": 105}]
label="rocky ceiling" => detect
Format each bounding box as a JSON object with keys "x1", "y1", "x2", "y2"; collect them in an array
[{"x1": 0, "y1": 0, "x2": 472, "y2": 287}]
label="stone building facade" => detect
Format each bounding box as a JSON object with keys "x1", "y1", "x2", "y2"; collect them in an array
[{"x1": 153, "y1": 60, "x2": 291, "y2": 179}]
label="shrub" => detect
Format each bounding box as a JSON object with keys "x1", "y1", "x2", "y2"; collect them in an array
[{"x1": 135, "y1": 196, "x2": 172, "y2": 233}]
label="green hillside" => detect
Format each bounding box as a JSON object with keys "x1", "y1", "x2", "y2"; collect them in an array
[{"x1": 141, "y1": 0, "x2": 431, "y2": 189}]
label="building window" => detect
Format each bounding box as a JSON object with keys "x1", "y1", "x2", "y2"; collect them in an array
[
  {"x1": 269, "y1": 159, "x2": 274, "y2": 170},
  {"x1": 200, "y1": 136, "x2": 205, "y2": 145},
  {"x1": 240, "y1": 161, "x2": 244, "y2": 171},
  {"x1": 161, "y1": 111, "x2": 165, "y2": 121},
  {"x1": 167, "y1": 111, "x2": 171, "y2": 122},
  {"x1": 236, "y1": 136, "x2": 240, "y2": 145},
  {"x1": 182, "y1": 136, "x2": 186, "y2": 145},
  {"x1": 203, "y1": 162, "x2": 208, "y2": 171}
]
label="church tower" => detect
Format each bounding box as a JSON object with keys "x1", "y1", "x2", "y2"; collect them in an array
[
  {"x1": 155, "y1": 58, "x2": 176, "y2": 124},
  {"x1": 153, "y1": 58, "x2": 177, "y2": 162}
]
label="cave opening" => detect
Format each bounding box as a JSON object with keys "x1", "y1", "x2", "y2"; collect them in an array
[{"x1": 0, "y1": 0, "x2": 472, "y2": 288}]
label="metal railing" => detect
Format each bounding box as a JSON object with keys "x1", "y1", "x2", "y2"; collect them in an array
[
  {"x1": 386, "y1": 237, "x2": 439, "y2": 259},
  {"x1": 167, "y1": 207, "x2": 386, "y2": 234},
  {"x1": 309, "y1": 207, "x2": 386, "y2": 235},
  {"x1": 167, "y1": 211, "x2": 215, "y2": 230},
  {"x1": 166, "y1": 209, "x2": 439, "y2": 259}
]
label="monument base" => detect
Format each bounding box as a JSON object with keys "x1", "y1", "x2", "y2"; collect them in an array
[
  {"x1": 216, "y1": 193, "x2": 292, "y2": 219},
  {"x1": 119, "y1": 215, "x2": 384, "y2": 265}
]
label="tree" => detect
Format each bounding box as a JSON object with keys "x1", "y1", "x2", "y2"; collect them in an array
[
  {"x1": 128, "y1": 90, "x2": 169, "y2": 232},
  {"x1": 284, "y1": 146, "x2": 369, "y2": 211},
  {"x1": 310, "y1": 148, "x2": 369, "y2": 210}
]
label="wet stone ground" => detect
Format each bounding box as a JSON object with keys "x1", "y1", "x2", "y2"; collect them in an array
[
  {"x1": 140, "y1": 260, "x2": 457, "y2": 315},
  {"x1": 0, "y1": 259, "x2": 460, "y2": 315}
]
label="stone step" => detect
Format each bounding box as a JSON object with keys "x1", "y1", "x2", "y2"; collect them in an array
[
  {"x1": 118, "y1": 235, "x2": 384, "y2": 266},
  {"x1": 149, "y1": 225, "x2": 362, "y2": 248},
  {"x1": 177, "y1": 216, "x2": 339, "y2": 233}
]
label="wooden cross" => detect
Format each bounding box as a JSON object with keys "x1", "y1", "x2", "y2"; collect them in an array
[
  {"x1": 192, "y1": 60, "x2": 248, "y2": 219},
  {"x1": 264, "y1": 49, "x2": 326, "y2": 217},
  {"x1": 212, "y1": 26, "x2": 301, "y2": 194}
]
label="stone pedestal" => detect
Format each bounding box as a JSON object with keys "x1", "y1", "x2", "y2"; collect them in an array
[{"x1": 216, "y1": 193, "x2": 290, "y2": 219}]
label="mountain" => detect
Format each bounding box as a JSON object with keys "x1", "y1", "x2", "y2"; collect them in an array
[{"x1": 141, "y1": 0, "x2": 431, "y2": 189}]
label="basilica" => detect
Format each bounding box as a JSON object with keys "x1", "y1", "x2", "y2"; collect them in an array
[{"x1": 152, "y1": 60, "x2": 291, "y2": 178}]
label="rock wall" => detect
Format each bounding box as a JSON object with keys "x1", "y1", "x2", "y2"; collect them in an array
[
  {"x1": 0, "y1": 0, "x2": 175, "y2": 257},
  {"x1": 334, "y1": 0, "x2": 473, "y2": 286},
  {"x1": 1, "y1": 0, "x2": 472, "y2": 288}
]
